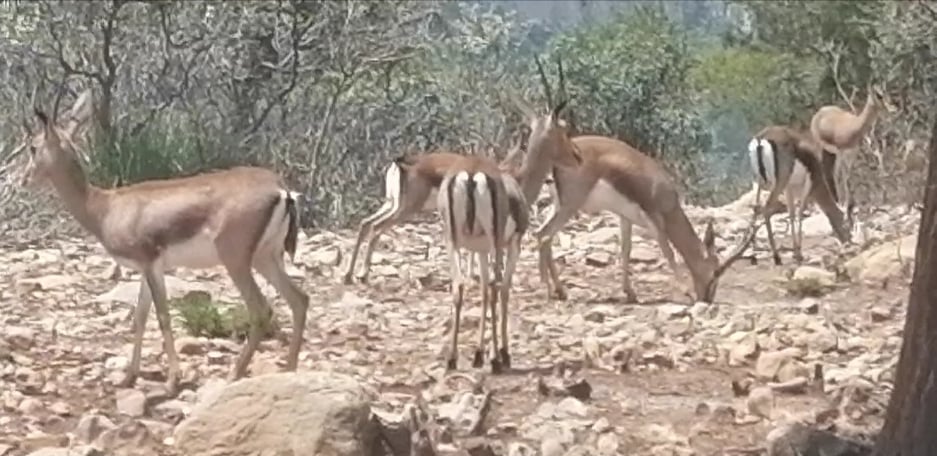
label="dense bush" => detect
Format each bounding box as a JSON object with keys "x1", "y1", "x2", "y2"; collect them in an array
[{"x1": 0, "y1": 1, "x2": 933, "y2": 243}]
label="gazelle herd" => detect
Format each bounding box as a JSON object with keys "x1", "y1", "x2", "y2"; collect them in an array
[{"x1": 3, "y1": 55, "x2": 886, "y2": 389}]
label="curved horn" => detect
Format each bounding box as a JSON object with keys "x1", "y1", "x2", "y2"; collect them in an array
[{"x1": 535, "y1": 55, "x2": 554, "y2": 110}]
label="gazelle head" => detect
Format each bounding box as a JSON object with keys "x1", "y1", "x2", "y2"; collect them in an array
[
  {"x1": 869, "y1": 82, "x2": 898, "y2": 114},
  {"x1": 698, "y1": 217, "x2": 762, "y2": 303},
  {"x1": 14, "y1": 88, "x2": 94, "y2": 189}
]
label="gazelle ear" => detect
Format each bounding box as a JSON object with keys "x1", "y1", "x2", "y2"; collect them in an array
[{"x1": 703, "y1": 220, "x2": 716, "y2": 256}]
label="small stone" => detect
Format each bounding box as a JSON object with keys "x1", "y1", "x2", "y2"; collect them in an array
[
  {"x1": 19, "y1": 397, "x2": 43, "y2": 414},
  {"x1": 540, "y1": 437, "x2": 564, "y2": 456},
  {"x1": 755, "y1": 348, "x2": 802, "y2": 380},
  {"x1": 657, "y1": 303, "x2": 689, "y2": 319},
  {"x1": 73, "y1": 414, "x2": 116, "y2": 444},
  {"x1": 870, "y1": 306, "x2": 891, "y2": 322},
  {"x1": 798, "y1": 298, "x2": 819, "y2": 315},
  {"x1": 596, "y1": 433, "x2": 619, "y2": 455},
  {"x1": 585, "y1": 251, "x2": 612, "y2": 267},
  {"x1": 591, "y1": 417, "x2": 611, "y2": 433},
  {"x1": 556, "y1": 397, "x2": 588, "y2": 417},
  {"x1": 746, "y1": 386, "x2": 774, "y2": 419},
  {"x1": 792, "y1": 266, "x2": 836, "y2": 287},
  {"x1": 206, "y1": 351, "x2": 226, "y2": 365},
  {"x1": 104, "y1": 356, "x2": 128, "y2": 371},
  {"x1": 4, "y1": 326, "x2": 36, "y2": 350},
  {"x1": 115, "y1": 389, "x2": 146, "y2": 417},
  {"x1": 175, "y1": 337, "x2": 206, "y2": 356},
  {"x1": 48, "y1": 401, "x2": 70, "y2": 416}
]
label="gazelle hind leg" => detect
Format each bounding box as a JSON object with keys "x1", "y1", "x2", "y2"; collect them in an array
[
  {"x1": 787, "y1": 189, "x2": 803, "y2": 263},
  {"x1": 253, "y1": 253, "x2": 310, "y2": 371},
  {"x1": 445, "y1": 240, "x2": 465, "y2": 371},
  {"x1": 473, "y1": 253, "x2": 490, "y2": 368},
  {"x1": 343, "y1": 200, "x2": 394, "y2": 284}
]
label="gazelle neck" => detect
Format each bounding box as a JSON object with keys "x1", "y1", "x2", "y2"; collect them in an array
[
  {"x1": 47, "y1": 153, "x2": 107, "y2": 239},
  {"x1": 662, "y1": 208, "x2": 710, "y2": 276}
]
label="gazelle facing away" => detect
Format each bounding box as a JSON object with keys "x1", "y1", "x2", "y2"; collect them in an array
[
  {"x1": 13, "y1": 89, "x2": 309, "y2": 393},
  {"x1": 343, "y1": 141, "x2": 525, "y2": 285},
  {"x1": 518, "y1": 72, "x2": 756, "y2": 304},
  {"x1": 748, "y1": 126, "x2": 851, "y2": 265},
  {"x1": 437, "y1": 156, "x2": 529, "y2": 372},
  {"x1": 809, "y1": 83, "x2": 894, "y2": 208}
]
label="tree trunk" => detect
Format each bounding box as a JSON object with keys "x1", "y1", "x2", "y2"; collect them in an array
[{"x1": 873, "y1": 115, "x2": 937, "y2": 455}]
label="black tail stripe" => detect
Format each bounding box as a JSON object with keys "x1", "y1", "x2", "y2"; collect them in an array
[
  {"x1": 284, "y1": 193, "x2": 299, "y2": 260},
  {"x1": 755, "y1": 139, "x2": 768, "y2": 184},
  {"x1": 466, "y1": 174, "x2": 476, "y2": 236},
  {"x1": 486, "y1": 174, "x2": 499, "y2": 241}
]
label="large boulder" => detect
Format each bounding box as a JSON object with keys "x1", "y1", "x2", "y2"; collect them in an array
[{"x1": 174, "y1": 372, "x2": 377, "y2": 456}]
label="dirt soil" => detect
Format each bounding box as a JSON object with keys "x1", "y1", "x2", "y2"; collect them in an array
[{"x1": 0, "y1": 202, "x2": 916, "y2": 455}]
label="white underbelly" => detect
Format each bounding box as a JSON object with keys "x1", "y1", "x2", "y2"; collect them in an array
[
  {"x1": 160, "y1": 231, "x2": 221, "y2": 269},
  {"x1": 580, "y1": 179, "x2": 653, "y2": 230}
]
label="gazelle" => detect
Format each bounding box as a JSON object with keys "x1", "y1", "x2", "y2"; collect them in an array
[
  {"x1": 12, "y1": 89, "x2": 309, "y2": 393},
  {"x1": 809, "y1": 83, "x2": 895, "y2": 208},
  {"x1": 343, "y1": 142, "x2": 526, "y2": 285},
  {"x1": 437, "y1": 156, "x2": 529, "y2": 372},
  {"x1": 520, "y1": 67, "x2": 757, "y2": 304},
  {"x1": 748, "y1": 126, "x2": 851, "y2": 265}
]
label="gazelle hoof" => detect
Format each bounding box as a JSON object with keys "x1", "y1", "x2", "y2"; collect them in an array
[
  {"x1": 499, "y1": 349, "x2": 511, "y2": 369},
  {"x1": 446, "y1": 358, "x2": 458, "y2": 371},
  {"x1": 472, "y1": 350, "x2": 484, "y2": 368},
  {"x1": 490, "y1": 358, "x2": 502, "y2": 374},
  {"x1": 772, "y1": 254, "x2": 782, "y2": 266},
  {"x1": 341, "y1": 274, "x2": 355, "y2": 285},
  {"x1": 551, "y1": 287, "x2": 568, "y2": 301}
]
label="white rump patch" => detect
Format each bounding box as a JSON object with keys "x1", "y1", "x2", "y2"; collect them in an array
[{"x1": 748, "y1": 138, "x2": 777, "y2": 188}]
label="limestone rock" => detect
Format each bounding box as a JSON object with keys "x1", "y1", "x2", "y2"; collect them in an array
[{"x1": 174, "y1": 372, "x2": 377, "y2": 456}]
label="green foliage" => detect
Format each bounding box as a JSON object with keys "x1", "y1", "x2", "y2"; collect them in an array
[
  {"x1": 171, "y1": 290, "x2": 276, "y2": 341},
  {"x1": 545, "y1": 7, "x2": 717, "y2": 199}
]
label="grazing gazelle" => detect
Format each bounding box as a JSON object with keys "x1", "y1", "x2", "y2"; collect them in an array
[
  {"x1": 437, "y1": 156, "x2": 529, "y2": 372},
  {"x1": 13, "y1": 89, "x2": 309, "y2": 393},
  {"x1": 748, "y1": 125, "x2": 852, "y2": 265},
  {"x1": 343, "y1": 141, "x2": 525, "y2": 285},
  {"x1": 809, "y1": 83, "x2": 895, "y2": 208},
  {"x1": 520, "y1": 64, "x2": 757, "y2": 304}
]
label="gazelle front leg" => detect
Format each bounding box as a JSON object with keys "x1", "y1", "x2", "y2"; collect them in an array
[
  {"x1": 121, "y1": 276, "x2": 153, "y2": 389},
  {"x1": 144, "y1": 268, "x2": 181, "y2": 394},
  {"x1": 618, "y1": 217, "x2": 639, "y2": 303},
  {"x1": 535, "y1": 180, "x2": 592, "y2": 301},
  {"x1": 498, "y1": 238, "x2": 521, "y2": 369}
]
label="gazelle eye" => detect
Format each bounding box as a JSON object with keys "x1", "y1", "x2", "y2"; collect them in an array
[{"x1": 29, "y1": 146, "x2": 37, "y2": 156}]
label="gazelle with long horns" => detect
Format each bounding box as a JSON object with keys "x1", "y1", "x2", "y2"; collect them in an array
[
  {"x1": 748, "y1": 126, "x2": 852, "y2": 265},
  {"x1": 9, "y1": 88, "x2": 310, "y2": 393},
  {"x1": 521, "y1": 57, "x2": 758, "y2": 303},
  {"x1": 809, "y1": 83, "x2": 895, "y2": 208}
]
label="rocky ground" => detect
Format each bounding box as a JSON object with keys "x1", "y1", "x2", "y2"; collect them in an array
[{"x1": 0, "y1": 189, "x2": 921, "y2": 456}]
